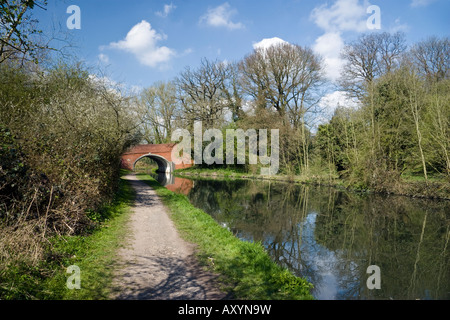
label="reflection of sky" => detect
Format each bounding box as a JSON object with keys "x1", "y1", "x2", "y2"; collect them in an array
[
  {"x1": 300, "y1": 213, "x2": 339, "y2": 300},
  {"x1": 298, "y1": 213, "x2": 360, "y2": 300},
  {"x1": 234, "y1": 212, "x2": 361, "y2": 300}
]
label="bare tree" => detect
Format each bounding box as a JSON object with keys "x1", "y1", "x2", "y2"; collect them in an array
[
  {"x1": 139, "y1": 81, "x2": 180, "y2": 144},
  {"x1": 239, "y1": 42, "x2": 324, "y2": 173},
  {"x1": 340, "y1": 32, "x2": 407, "y2": 98},
  {"x1": 176, "y1": 58, "x2": 238, "y2": 129},
  {"x1": 0, "y1": 0, "x2": 51, "y2": 65},
  {"x1": 409, "y1": 36, "x2": 449, "y2": 83},
  {"x1": 339, "y1": 32, "x2": 407, "y2": 161},
  {"x1": 239, "y1": 42, "x2": 324, "y2": 127}
]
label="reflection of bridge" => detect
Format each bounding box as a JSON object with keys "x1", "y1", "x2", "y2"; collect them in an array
[
  {"x1": 155, "y1": 172, "x2": 194, "y2": 196},
  {"x1": 120, "y1": 144, "x2": 193, "y2": 173}
]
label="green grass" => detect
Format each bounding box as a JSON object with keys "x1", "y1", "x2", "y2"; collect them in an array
[
  {"x1": 136, "y1": 172, "x2": 315, "y2": 300},
  {"x1": 36, "y1": 172, "x2": 134, "y2": 300},
  {"x1": 176, "y1": 166, "x2": 251, "y2": 178},
  {"x1": 176, "y1": 165, "x2": 339, "y2": 184},
  {"x1": 400, "y1": 171, "x2": 446, "y2": 183}
]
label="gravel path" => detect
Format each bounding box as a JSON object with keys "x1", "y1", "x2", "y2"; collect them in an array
[{"x1": 111, "y1": 173, "x2": 228, "y2": 300}]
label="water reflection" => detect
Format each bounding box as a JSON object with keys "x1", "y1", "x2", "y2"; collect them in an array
[
  {"x1": 155, "y1": 174, "x2": 450, "y2": 300},
  {"x1": 153, "y1": 172, "x2": 193, "y2": 195},
  {"x1": 155, "y1": 172, "x2": 175, "y2": 186}
]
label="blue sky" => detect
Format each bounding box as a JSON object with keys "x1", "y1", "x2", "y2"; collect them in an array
[{"x1": 37, "y1": 0, "x2": 449, "y2": 95}]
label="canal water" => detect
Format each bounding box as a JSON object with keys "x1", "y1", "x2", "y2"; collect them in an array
[{"x1": 153, "y1": 173, "x2": 450, "y2": 300}]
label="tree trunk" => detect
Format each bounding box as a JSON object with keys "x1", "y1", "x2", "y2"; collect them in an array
[{"x1": 409, "y1": 77, "x2": 428, "y2": 183}]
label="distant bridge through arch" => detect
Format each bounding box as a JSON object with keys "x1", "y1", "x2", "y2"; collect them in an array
[{"x1": 120, "y1": 144, "x2": 193, "y2": 173}]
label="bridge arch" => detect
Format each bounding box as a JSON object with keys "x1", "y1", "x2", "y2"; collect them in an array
[
  {"x1": 133, "y1": 153, "x2": 174, "y2": 173},
  {"x1": 121, "y1": 143, "x2": 192, "y2": 172}
]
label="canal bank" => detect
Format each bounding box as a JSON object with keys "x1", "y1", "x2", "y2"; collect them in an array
[{"x1": 175, "y1": 168, "x2": 450, "y2": 201}]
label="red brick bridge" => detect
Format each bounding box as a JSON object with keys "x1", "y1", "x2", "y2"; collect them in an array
[{"x1": 120, "y1": 144, "x2": 193, "y2": 173}]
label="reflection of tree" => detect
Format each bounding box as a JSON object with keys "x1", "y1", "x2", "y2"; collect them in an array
[
  {"x1": 408, "y1": 211, "x2": 427, "y2": 298},
  {"x1": 185, "y1": 177, "x2": 450, "y2": 300},
  {"x1": 315, "y1": 195, "x2": 450, "y2": 300},
  {"x1": 437, "y1": 226, "x2": 450, "y2": 296}
]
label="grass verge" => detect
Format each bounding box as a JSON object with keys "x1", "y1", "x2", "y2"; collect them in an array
[
  {"x1": 136, "y1": 172, "x2": 314, "y2": 300},
  {"x1": 44, "y1": 170, "x2": 135, "y2": 299},
  {"x1": 0, "y1": 170, "x2": 135, "y2": 300}
]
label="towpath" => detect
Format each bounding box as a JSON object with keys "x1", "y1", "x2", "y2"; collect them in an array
[{"x1": 111, "y1": 173, "x2": 228, "y2": 300}]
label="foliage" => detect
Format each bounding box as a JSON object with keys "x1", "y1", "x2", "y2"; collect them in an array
[
  {"x1": 138, "y1": 81, "x2": 181, "y2": 144},
  {"x1": 0, "y1": 0, "x2": 50, "y2": 64},
  {"x1": 0, "y1": 171, "x2": 135, "y2": 300},
  {"x1": 0, "y1": 61, "x2": 141, "y2": 298},
  {"x1": 313, "y1": 34, "x2": 449, "y2": 193}
]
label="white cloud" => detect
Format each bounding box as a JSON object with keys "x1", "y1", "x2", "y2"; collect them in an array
[
  {"x1": 312, "y1": 32, "x2": 345, "y2": 82},
  {"x1": 109, "y1": 20, "x2": 176, "y2": 68},
  {"x1": 253, "y1": 37, "x2": 289, "y2": 51},
  {"x1": 156, "y1": 3, "x2": 176, "y2": 18},
  {"x1": 181, "y1": 48, "x2": 194, "y2": 56},
  {"x1": 411, "y1": 0, "x2": 436, "y2": 7},
  {"x1": 98, "y1": 53, "x2": 110, "y2": 64},
  {"x1": 390, "y1": 18, "x2": 410, "y2": 33},
  {"x1": 310, "y1": 0, "x2": 371, "y2": 82},
  {"x1": 200, "y1": 2, "x2": 244, "y2": 30},
  {"x1": 311, "y1": 0, "x2": 369, "y2": 33},
  {"x1": 319, "y1": 90, "x2": 360, "y2": 119}
]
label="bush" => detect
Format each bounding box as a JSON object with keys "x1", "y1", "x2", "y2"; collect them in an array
[{"x1": 0, "y1": 62, "x2": 141, "y2": 299}]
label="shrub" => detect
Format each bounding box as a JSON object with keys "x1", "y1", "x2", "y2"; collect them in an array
[{"x1": 0, "y1": 62, "x2": 141, "y2": 299}]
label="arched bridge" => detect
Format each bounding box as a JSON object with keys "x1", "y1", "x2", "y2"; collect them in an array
[{"x1": 120, "y1": 144, "x2": 192, "y2": 173}]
